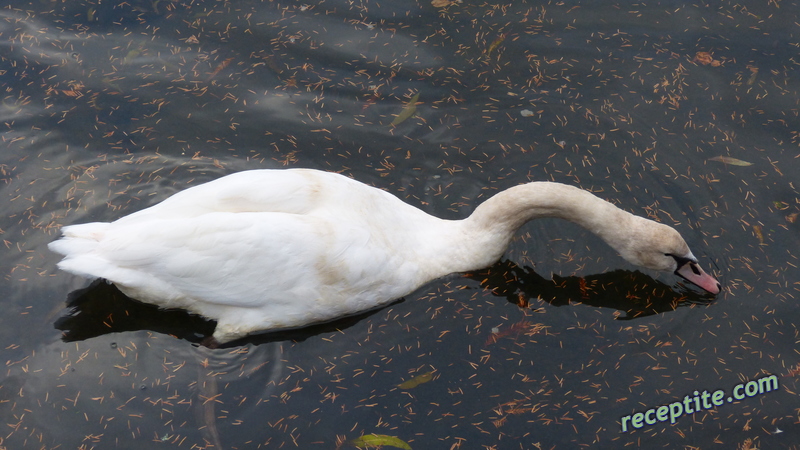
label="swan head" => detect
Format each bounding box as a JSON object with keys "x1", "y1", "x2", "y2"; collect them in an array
[{"x1": 616, "y1": 218, "x2": 721, "y2": 294}]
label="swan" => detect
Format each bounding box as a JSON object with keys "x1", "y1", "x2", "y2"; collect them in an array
[{"x1": 49, "y1": 168, "x2": 721, "y2": 344}]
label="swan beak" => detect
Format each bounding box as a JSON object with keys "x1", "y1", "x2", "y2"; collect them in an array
[{"x1": 676, "y1": 261, "x2": 721, "y2": 294}]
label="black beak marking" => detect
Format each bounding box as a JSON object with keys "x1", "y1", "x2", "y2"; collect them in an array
[{"x1": 665, "y1": 253, "x2": 696, "y2": 275}]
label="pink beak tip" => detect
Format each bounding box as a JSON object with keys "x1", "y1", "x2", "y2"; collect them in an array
[{"x1": 676, "y1": 262, "x2": 721, "y2": 295}]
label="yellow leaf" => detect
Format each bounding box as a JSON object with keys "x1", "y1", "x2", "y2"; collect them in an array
[
  {"x1": 397, "y1": 371, "x2": 434, "y2": 389},
  {"x1": 390, "y1": 92, "x2": 420, "y2": 127},
  {"x1": 708, "y1": 156, "x2": 752, "y2": 166},
  {"x1": 122, "y1": 48, "x2": 142, "y2": 65},
  {"x1": 753, "y1": 224, "x2": 764, "y2": 244},
  {"x1": 350, "y1": 434, "x2": 412, "y2": 449},
  {"x1": 486, "y1": 34, "x2": 506, "y2": 57}
]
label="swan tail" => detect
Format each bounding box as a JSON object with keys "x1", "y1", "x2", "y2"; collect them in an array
[
  {"x1": 49, "y1": 223, "x2": 186, "y2": 304},
  {"x1": 49, "y1": 222, "x2": 113, "y2": 279}
]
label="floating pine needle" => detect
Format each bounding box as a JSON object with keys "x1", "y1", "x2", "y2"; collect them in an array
[
  {"x1": 390, "y1": 92, "x2": 420, "y2": 126},
  {"x1": 349, "y1": 434, "x2": 412, "y2": 450},
  {"x1": 708, "y1": 156, "x2": 752, "y2": 166},
  {"x1": 397, "y1": 371, "x2": 434, "y2": 389},
  {"x1": 578, "y1": 277, "x2": 595, "y2": 299},
  {"x1": 784, "y1": 363, "x2": 800, "y2": 378}
]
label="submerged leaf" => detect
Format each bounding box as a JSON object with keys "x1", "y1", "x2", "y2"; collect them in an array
[
  {"x1": 350, "y1": 434, "x2": 412, "y2": 449},
  {"x1": 390, "y1": 92, "x2": 420, "y2": 126},
  {"x1": 122, "y1": 48, "x2": 142, "y2": 65},
  {"x1": 708, "y1": 156, "x2": 752, "y2": 166},
  {"x1": 753, "y1": 225, "x2": 764, "y2": 245},
  {"x1": 397, "y1": 371, "x2": 434, "y2": 389},
  {"x1": 747, "y1": 66, "x2": 759, "y2": 85},
  {"x1": 773, "y1": 201, "x2": 789, "y2": 210},
  {"x1": 486, "y1": 33, "x2": 506, "y2": 57}
]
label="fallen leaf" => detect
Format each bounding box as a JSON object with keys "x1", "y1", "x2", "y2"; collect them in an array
[
  {"x1": 486, "y1": 34, "x2": 506, "y2": 57},
  {"x1": 708, "y1": 156, "x2": 752, "y2": 166},
  {"x1": 693, "y1": 52, "x2": 713, "y2": 65},
  {"x1": 693, "y1": 51, "x2": 722, "y2": 66},
  {"x1": 207, "y1": 57, "x2": 235, "y2": 82},
  {"x1": 747, "y1": 66, "x2": 758, "y2": 85},
  {"x1": 350, "y1": 434, "x2": 412, "y2": 450},
  {"x1": 390, "y1": 92, "x2": 420, "y2": 126},
  {"x1": 753, "y1": 225, "x2": 764, "y2": 244},
  {"x1": 122, "y1": 48, "x2": 142, "y2": 65},
  {"x1": 397, "y1": 371, "x2": 434, "y2": 389},
  {"x1": 485, "y1": 320, "x2": 533, "y2": 346},
  {"x1": 773, "y1": 201, "x2": 789, "y2": 210}
]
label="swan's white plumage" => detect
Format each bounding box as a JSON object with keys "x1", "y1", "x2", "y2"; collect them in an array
[{"x1": 50, "y1": 168, "x2": 720, "y2": 343}]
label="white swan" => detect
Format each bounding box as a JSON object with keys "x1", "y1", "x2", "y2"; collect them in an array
[{"x1": 50, "y1": 168, "x2": 720, "y2": 344}]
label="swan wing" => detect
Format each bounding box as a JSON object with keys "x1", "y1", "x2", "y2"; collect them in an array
[
  {"x1": 115, "y1": 169, "x2": 353, "y2": 225},
  {"x1": 53, "y1": 211, "x2": 415, "y2": 330}
]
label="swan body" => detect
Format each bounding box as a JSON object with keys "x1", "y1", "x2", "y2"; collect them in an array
[{"x1": 50, "y1": 169, "x2": 720, "y2": 343}]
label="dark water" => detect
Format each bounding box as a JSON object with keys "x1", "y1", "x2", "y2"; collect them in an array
[{"x1": 1, "y1": 0, "x2": 798, "y2": 448}]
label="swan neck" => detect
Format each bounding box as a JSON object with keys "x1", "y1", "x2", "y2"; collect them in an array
[{"x1": 458, "y1": 182, "x2": 633, "y2": 269}]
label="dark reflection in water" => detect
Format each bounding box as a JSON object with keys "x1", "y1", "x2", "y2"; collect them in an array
[
  {"x1": 55, "y1": 278, "x2": 400, "y2": 346},
  {"x1": 467, "y1": 259, "x2": 717, "y2": 320},
  {"x1": 55, "y1": 279, "x2": 216, "y2": 343}
]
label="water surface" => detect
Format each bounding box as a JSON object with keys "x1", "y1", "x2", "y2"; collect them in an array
[{"x1": 1, "y1": 0, "x2": 798, "y2": 448}]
